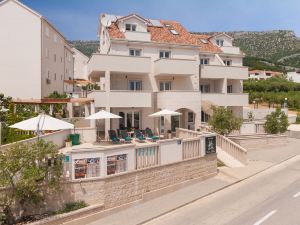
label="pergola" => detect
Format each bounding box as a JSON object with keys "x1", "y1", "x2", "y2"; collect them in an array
[{"x1": 12, "y1": 98, "x2": 95, "y2": 118}]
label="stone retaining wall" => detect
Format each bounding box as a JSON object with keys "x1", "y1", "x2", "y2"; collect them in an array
[{"x1": 43, "y1": 154, "x2": 217, "y2": 213}]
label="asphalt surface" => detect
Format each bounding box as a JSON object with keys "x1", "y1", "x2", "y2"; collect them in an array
[{"x1": 144, "y1": 155, "x2": 300, "y2": 225}]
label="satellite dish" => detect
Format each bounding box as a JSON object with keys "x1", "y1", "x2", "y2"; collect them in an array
[{"x1": 101, "y1": 16, "x2": 112, "y2": 27}]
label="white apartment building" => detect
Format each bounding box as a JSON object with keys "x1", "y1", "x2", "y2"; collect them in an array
[
  {"x1": 0, "y1": 0, "x2": 74, "y2": 99},
  {"x1": 249, "y1": 70, "x2": 283, "y2": 80},
  {"x1": 86, "y1": 13, "x2": 248, "y2": 134}
]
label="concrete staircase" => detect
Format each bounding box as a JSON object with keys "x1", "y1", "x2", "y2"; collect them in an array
[{"x1": 217, "y1": 146, "x2": 245, "y2": 168}]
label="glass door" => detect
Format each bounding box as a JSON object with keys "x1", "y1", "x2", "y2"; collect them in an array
[{"x1": 171, "y1": 115, "x2": 180, "y2": 132}]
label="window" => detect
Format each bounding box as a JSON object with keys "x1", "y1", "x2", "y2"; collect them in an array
[
  {"x1": 45, "y1": 27, "x2": 49, "y2": 37},
  {"x1": 164, "y1": 24, "x2": 171, "y2": 28},
  {"x1": 129, "y1": 49, "x2": 141, "y2": 57},
  {"x1": 61, "y1": 74, "x2": 63, "y2": 80},
  {"x1": 74, "y1": 158, "x2": 100, "y2": 179},
  {"x1": 223, "y1": 59, "x2": 232, "y2": 66},
  {"x1": 216, "y1": 39, "x2": 224, "y2": 47},
  {"x1": 227, "y1": 85, "x2": 233, "y2": 93},
  {"x1": 119, "y1": 111, "x2": 140, "y2": 129},
  {"x1": 54, "y1": 54, "x2": 56, "y2": 62},
  {"x1": 54, "y1": 73, "x2": 56, "y2": 81},
  {"x1": 61, "y1": 57, "x2": 63, "y2": 63},
  {"x1": 107, "y1": 154, "x2": 127, "y2": 175},
  {"x1": 128, "y1": 80, "x2": 142, "y2": 91},
  {"x1": 54, "y1": 34, "x2": 57, "y2": 43},
  {"x1": 170, "y1": 29, "x2": 179, "y2": 35},
  {"x1": 200, "y1": 39, "x2": 208, "y2": 44},
  {"x1": 159, "y1": 51, "x2": 171, "y2": 59},
  {"x1": 188, "y1": 112, "x2": 194, "y2": 123},
  {"x1": 159, "y1": 81, "x2": 172, "y2": 91},
  {"x1": 200, "y1": 58, "x2": 209, "y2": 65},
  {"x1": 125, "y1": 24, "x2": 137, "y2": 31},
  {"x1": 47, "y1": 71, "x2": 50, "y2": 79},
  {"x1": 45, "y1": 48, "x2": 49, "y2": 58},
  {"x1": 200, "y1": 84, "x2": 210, "y2": 93}
]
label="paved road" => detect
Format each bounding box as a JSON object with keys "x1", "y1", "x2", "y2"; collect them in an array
[{"x1": 144, "y1": 155, "x2": 300, "y2": 225}]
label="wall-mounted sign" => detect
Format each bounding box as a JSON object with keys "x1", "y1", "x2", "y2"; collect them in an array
[{"x1": 205, "y1": 136, "x2": 216, "y2": 154}]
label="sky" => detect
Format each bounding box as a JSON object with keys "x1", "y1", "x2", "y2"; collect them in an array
[{"x1": 21, "y1": 0, "x2": 300, "y2": 40}]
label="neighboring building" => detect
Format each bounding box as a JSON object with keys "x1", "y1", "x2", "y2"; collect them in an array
[
  {"x1": 86, "y1": 13, "x2": 248, "y2": 134},
  {"x1": 248, "y1": 70, "x2": 283, "y2": 80},
  {"x1": 0, "y1": 0, "x2": 74, "y2": 99},
  {"x1": 73, "y1": 48, "x2": 89, "y2": 80},
  {"x1": 287, "y1": 71, "x2": 300, "y2": 83}
]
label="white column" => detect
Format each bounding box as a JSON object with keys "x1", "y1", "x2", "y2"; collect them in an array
[
  {"x1": 105, "y1": 107, "x2": 111, "y2": 140},
  {"x1": 195, "y1": 110, "x2": 202, "y2": 131},
  {"x1": 34, "y1": 104, "x2": 40, "y2": 113},
  {"x1": 90, "y1": 102, "x2": 95, "y2": 128},
  {"x1": 104, "y1": 71, "x2": 111, "y2": 140},
  {"x1": 84, "y1": 104, "x2": 89, "y2": 117},
  {"x1": 222, "y1": 78, "x2": 227, "y2": 94},
  {"x1": 67, "y1": 102, "x2": 73, "y2": 118},
  {"x1": 49, "y1": 104, "x2": 54, "y2": 115}
]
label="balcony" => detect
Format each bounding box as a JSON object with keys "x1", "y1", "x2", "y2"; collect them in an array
[
  {"x1": 88, "y1": 90, "x2": 152, "y2": 108},
  {"x1": 88, "y1": 54, "x2": 151, "y2": 74},
  {"x1": 154, "y1": 58, "x2": 197, "y2": 76},
  {"x1": 201, "y1": 93, "x2": 249, "y2": 107},
  {"x1": 124, "y1": 31, "x2": 151, "y2": 42},
  {"x1": 220, "y1": 46, "x2": 242, "y2": 55},
  {"x1": 200, "y1": 65, "x2": 248, "y2": 80},
  {"x1": 157, "y1": 91, "x2": 202, "y2": 110}
]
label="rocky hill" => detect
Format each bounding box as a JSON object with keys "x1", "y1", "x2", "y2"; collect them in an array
[{"x1": 70, "y1": 40, "x2": 98, "y2": 57}]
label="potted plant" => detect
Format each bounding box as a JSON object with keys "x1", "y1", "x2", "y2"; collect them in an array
[
  {"x1": 167, "y1": 130, "x2": 172, "y2": 139},
  {"x1": 65, "y1": 135, "x2": 72, "y2": 147},
  {"x1": 69, "y1": 118, "x2": 80, "y2": 145}
]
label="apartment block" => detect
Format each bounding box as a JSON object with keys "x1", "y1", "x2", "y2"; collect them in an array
[
  {"x1": 86, "y1": 13, "x2": 249, "y2": 134},
  {"x1": 0, "y1": 0, "x2": 74, "y2": 99}
]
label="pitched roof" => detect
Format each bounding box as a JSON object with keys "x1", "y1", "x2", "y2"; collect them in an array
[
  {"x1": 192, "y1": 34, "x2": 222, "y2": 53},
  {"x1": 106, "y1": 14, "x2": 223, "y2": 53}
]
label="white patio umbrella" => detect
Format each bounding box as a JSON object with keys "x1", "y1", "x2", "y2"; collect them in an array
[
  {"x1": 85, "y1": 110, "x2": 122, "y2": 120},
  {"x1": 149, "y1": 109, "x2": 182, "y2": 118},
  {"x1": 149, "y1": 109, "x2": 182, "y2": 136},
  {"x1": 10, "y1": 114, "x2": 74, "y2": 131},
  {"x1": 85, "y1": 110, "x2": 122, "y2": 140}
]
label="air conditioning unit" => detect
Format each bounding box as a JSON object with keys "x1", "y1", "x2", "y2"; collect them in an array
[{"x1": 46, "y1": 78, "x2": 51, "y2": 84}]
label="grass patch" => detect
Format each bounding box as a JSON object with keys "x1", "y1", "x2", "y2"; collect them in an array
[
  {"x1": 57, "y1": 201, "x2": 88, "y2": 214},
  {"x1": 217, "y1": 160, "x2": 225, "y2": 167}
]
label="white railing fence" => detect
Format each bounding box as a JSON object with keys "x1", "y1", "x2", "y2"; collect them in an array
[
  {"x1": 135, "y1": 145, "x2": 159, "y2": 170},
  {"x1": 182, "y1": 137, "x2": 202, "y2": 160}
]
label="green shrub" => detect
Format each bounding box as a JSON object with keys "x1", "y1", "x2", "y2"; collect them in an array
[{"x1": 264, "y1": 108, "x2": 289, "y2": 134}]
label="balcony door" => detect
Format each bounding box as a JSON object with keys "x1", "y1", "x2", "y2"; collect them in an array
[
  {"x1": 119, "y1": 110, "x2": 140, "y2": 130},
  {"x1": 159, "y1": 81, "x2": 172, "y2": 91},
  {"x1": 128, "y1": 80, "x2": 142, "y2": 91}
]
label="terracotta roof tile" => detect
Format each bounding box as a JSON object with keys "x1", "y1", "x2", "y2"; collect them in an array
[{"x1": 107, "y1": 19, "x2": 222, "y2": 53}]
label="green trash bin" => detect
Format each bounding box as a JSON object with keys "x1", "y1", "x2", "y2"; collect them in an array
[{"x1": 70, "y1": 134, "x2": 80, "y2": 145}]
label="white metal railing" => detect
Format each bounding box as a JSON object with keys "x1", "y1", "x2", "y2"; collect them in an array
[
  {"x1": 182, "y1": 137, "x2": 202, "y2": 160},
  {"x1": 135, "y1": 145, "x2": 159, "y2": 170}
]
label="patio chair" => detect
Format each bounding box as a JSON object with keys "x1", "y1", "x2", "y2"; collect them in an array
[
  {"x1": 120, "y1": 130, "x2": 132, "y2": 143},
  {"x1": 134, "y1": 129, "x2": 146, "y2": 142},
  {"x1": 145, "y1": 128, "x2": 160, "y2": 142},
  {"x1": 108, "y1": 130, "x2": 121, "y2": 144}
]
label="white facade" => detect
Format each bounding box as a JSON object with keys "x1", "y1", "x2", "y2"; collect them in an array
[
  {"x1": 85, "y1": 13, "x2": 248, "y2": 135},
  {"x1": 0, "y1": 0, "x2": 74, "y2": 99},
  {"x1": 73, "y1": 48, "x2": 89, "y2": 80},
  {"x1": 287, "y1": 71, "x2": 300, "y2": 83}
]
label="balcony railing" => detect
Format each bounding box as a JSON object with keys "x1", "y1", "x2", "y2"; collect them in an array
[
  {"x1": 156, "y1": 91, "x2": 202, "y2": 110},
  {"x1": 88, "y1": 90, "x2": 152, "y2": 108},
  {"x1": 88, "y1": 54, "x2": 151, "y2": 74},
  {"x1": 200, "y1": 64, "x2": 248, "y2": 80},
  {"x1": 154, "y1": 58, "x2": 197, "y2": 76},
  {"x1": 201, "y1": 93, "x2": 248, "y2": 107}
]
